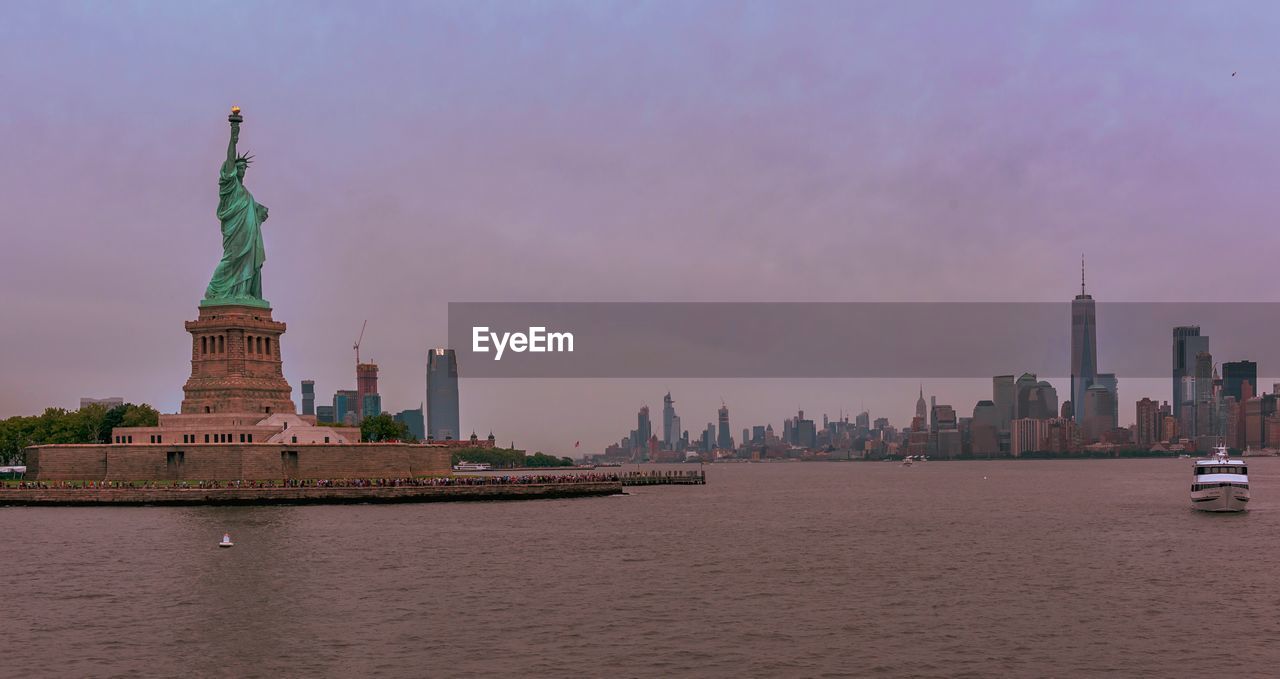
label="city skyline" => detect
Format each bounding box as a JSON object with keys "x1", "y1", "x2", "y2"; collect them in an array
[{"x1": 7, "y1": 2, "x2": 1280, "y2": 454}]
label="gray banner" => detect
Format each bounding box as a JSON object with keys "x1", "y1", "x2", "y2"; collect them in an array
[{"x1": 447, "y1": 302, "x2": 1277, "y2": 378}]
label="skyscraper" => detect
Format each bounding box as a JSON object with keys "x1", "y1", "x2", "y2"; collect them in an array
[
  {"x1": 301, "y1": 380, "x2": 315, "y2": 416},
  {"x1": 1094, "y1": 373, "x2": 1118, "y2": 432},
  {"x1": 1193, "y1": 350, "x2": 1214, "y2": 440},
  {"x1": 1172, "y1": 326, "x2": 1208, "y2": 423},
  {"x1": 1223, "y1": 360, "x2": 1258, "y2": 403},
  {"x1": 1135, "y1": 397, "x2": 1159, "y2": 448},
  {"x1": 333, "y1": 389, "x2": 358, "y2": 425},
  {"x1": 1082, "y1": 385, "x2": 1115, "y2": 443},
  {"x1": 356, "y1": 362, "x2": 379, "y2": 419},
  {"x1": 717, "y1": 404, "x2": 732, "y2": 450},
  {"x1": 992, "y1": 375, "x2": 1015, "y2": 431},
  {"x1": 1014, "y1": 373, "x2": 1039, "y2": 419},
  {"x1": 393, "y1": 407, "x2": 425, "y2": 441},
  {"x1": 426, "y1": 348, "x2": 459, "y2": 441},
  {"x1": 662, "y1": 392, "x2": 677, "y2": 449},
  {"x1": 1016, "y1": 377, "x2": 1059, "y2": 420},
  {"x1": 633, "y1": 405, "x2": 652, "y2": 453},
  {"x1": 795, "y1": 417, "x2": 817, "y2": 449},
  {"x1": 361, "y1": 392, "x2": 382, "y2": 420},
  {"x1": 1071, "y1": 257, "x2": 1097, "y2": 422},
  {"x1": 971, "y1": 400, "x2": 999, "y2": 456},
  {"x1": 1010, "y1": 418, "x2": 1045, "y2": 457}
]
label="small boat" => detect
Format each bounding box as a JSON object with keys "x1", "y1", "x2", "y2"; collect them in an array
[
  {"x1": 219, "y1": 533, "x2": 234, "y2": 548},
  {"x1": 1191, "y1": 444, "x2": 1250, "y2": 512},
  {"x1": 452, "y1": 461, "x2": 492, "y2": 472}
]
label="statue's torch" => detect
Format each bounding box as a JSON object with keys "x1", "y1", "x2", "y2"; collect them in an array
[{"x1": 228, "y1": 106, "x2": 243, "y2": 124}]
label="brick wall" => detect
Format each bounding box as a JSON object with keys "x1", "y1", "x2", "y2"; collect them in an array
[
  {"x1": 24, "y1": 443, "x2": 451, "y2": 481},
  {"x1": 0, "y1": 483, "x2": 624, "y2": 506}
]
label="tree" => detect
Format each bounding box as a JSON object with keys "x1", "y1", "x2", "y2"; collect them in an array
[
  {"x1": 0, "y1": 402, "x2": 162, "y2": 464},
  {"x1": 444, "y1": 447, "x2": 574, "y2": 468},
  {"x1": 525, "y1": 452, "x2": 575, "y2": 468},
  {"x1": 99, "y1": 405, "x2": 128, "y2": 443},
  {"x1": 77, "y1": 403, "x2": 111, "y2": 444},
  {"x1": 448, "y1": 447, "x2": 525, "y2": 468},
  {"x1": 361, "y1": 413, "x2": 415, "y2": 442},
  {"x1": 119, "y1": 403, "x2": 159, "y2": 428}
]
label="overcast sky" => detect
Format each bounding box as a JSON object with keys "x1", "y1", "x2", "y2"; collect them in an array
[{"x1": 3, "y1": 1, "x2": 1280, "y2": 453}]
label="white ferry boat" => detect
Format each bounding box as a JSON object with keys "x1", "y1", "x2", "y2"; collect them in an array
[
  {"x1": 452, "y1": 461, "x2": 492, "y2": 472},
  {"x1": 1191, "y1": 445, "x2": 1250, "y2": 512}
]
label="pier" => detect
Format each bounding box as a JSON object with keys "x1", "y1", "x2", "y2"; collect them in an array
[
  {"x1": 0, "y1": 478, "x2": 623, "y2": 506},
  {"x1": 619, "y1": 470, "x2": 707, "y2": 486}
]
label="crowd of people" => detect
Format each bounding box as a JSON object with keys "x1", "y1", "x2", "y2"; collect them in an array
[
  {"x1": 620, "y1": 470, "x2": 705, "y2": 479},
  {"x1": 3, "y1": 473, "x2": 621, "y2": 491}
]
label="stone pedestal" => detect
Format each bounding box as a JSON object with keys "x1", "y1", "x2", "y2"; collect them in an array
[{"x1": 180, "y1": 304, "x2": 296, "y2": 415}]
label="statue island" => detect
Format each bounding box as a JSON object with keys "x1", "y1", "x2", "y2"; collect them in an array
[{"x1": 22, "y1": 109, "x2": 452, "y2": 483}]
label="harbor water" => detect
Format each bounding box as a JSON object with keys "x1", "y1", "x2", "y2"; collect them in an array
[{"x1": 3, "y1": 459, "x2": 1278, "y2": 677}]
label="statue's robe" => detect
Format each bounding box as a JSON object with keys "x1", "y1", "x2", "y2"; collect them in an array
[{"x1": 204, "y1": 163, "x2": 266, "y2": 302}]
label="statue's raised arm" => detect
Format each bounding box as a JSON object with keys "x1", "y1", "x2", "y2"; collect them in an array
[{"x1": 224, "y1": 121, "x2": 240, "y2": 174}]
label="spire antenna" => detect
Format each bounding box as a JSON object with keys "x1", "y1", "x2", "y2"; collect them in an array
[{"x1": 1081, "y1": 254, "x2": 1086, "y2": 295}]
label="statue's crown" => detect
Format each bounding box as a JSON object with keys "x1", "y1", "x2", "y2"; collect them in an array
[{"x1": 235, "y1": 152, "x2": 254, "y2": 165}]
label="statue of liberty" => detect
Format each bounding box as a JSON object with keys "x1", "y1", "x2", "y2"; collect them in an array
[{"x1": 202, "y1": 107, "x2": 270, "y2": 308}]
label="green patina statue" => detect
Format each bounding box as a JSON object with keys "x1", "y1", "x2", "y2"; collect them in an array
[{"x1": 201, "y1": 106, "x2": 270, "y2": 308}]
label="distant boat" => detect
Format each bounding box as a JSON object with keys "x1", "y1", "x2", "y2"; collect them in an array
[
  {"x1": 219, "y1": 533, "x2": 234, "y2": 548},
  {"x1": 452, "y1": 461, "x2": 492, "y2": 472},
  {"x1": 1191, "y1": 444, "x2": 1250, "y2": 512}
]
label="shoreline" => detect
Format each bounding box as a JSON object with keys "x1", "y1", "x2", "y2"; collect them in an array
[{"x1": 0, "y1": 482, "x2": 623, "y2": 507}]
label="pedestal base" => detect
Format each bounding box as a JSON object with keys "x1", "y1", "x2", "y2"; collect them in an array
[{"x1": 180, "y1": 305, "x2": 296, "y2": 415}]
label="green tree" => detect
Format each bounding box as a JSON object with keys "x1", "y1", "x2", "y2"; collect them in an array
[
  {"x1": 99, "y1": 405, "x2": 128, "y2": 443},
  {"x1": 119, "y1": 403, "x2": 159, "y2": 428},
  {"x1": 0, "y1": 403, "x2": 162, "y2": 464},
  {"x1": 449, "y1": 447, "x2": 526, "y2": 468},
  {"x1": 361, "y1": 413, "x2": 415, "y2": 442},
  {"x1": 525, "y1": 452, "x2": 575, "y2": 468},
  {"x1": 0, "y1": 415, "x2": 38, "y2": 465},
  {"x1": 77, "y1": 403, "x2": 111, "y2": 444}
]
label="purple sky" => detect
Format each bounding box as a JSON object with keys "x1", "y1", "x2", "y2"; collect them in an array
[{"x1": 4, "y1": 2, "x2": 1280, "y2": 453}]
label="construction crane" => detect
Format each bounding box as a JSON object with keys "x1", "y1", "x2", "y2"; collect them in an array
[{"x1": 353, "y1": 320, "x2": 367, "y2": 365}]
